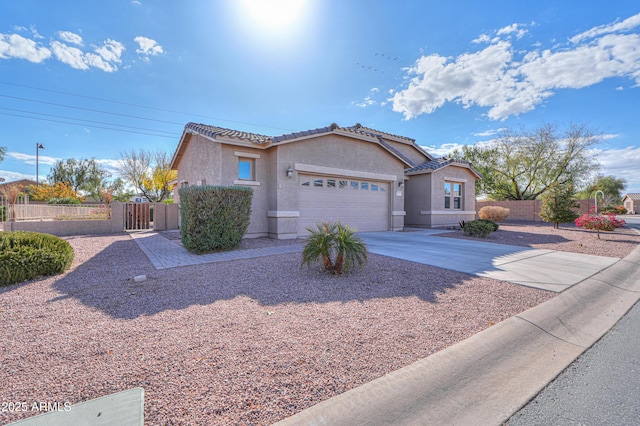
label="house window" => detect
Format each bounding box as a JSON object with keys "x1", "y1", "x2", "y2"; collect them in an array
[
  {"x1": 445, "y1": 182, "x2": 463, "y2": 210},
  {"x1": 238, "y1": 158, "x2": 254, "y2": 180}
]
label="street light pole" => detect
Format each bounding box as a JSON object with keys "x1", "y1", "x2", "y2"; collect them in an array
[{"x1": 36, "y1": 143, "x2": 44, "y2": 186}]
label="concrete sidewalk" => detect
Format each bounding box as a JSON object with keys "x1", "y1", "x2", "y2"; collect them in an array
[
  {"x1": 360, "y1": 230, "x2": 619, "y2": 292},
  {"x1": 275, "y1": 244, "x2": 640, "y2": 426}
]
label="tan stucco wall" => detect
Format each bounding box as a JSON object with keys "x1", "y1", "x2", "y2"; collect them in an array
[
  {"x1": 384, "y1": 140, "x2": 429, "y2": 166},
  {"x1": 174, "y1": 135, "x2": 222, "y2": 204},
  {"x1": 405, "y1": 166, "x2": 477, "y2": 228},
  {"x1": 219, "y1": 145, "x2": 271, "y2": 237}
]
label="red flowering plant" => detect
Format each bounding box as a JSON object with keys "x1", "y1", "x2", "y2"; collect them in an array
[{"x1": 575, "y1": 210, "x2": 626, "y2": 240}]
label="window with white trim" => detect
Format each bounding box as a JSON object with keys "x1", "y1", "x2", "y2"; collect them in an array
[{"x1": 444, "y1": 182, "x2": 463, "y2": 210}]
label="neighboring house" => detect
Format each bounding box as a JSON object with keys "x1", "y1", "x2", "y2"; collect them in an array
[
  {"x1": 622, "y1": 193, "x2": 640, "y2": 214},
  {"x1": 0, "y1": 179, "x2": 37, "y2": 190},
  {"x1": 170, "y1": 122, "x2": 481, "y2": 239}
]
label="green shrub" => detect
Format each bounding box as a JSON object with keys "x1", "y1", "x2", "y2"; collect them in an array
[
  {"x1": 0, "y1": 231, "x2": 74, "y2": 286},
  {"x1": 463, "y1": 220, "x2": 495, "y2": 238},
  {"x1": 179, "y1": 185, "x2": 253, "y2": 254},
  {"x1": 0, "y1": 205, "x2": 6, "y2": 222},
  {"x1": 47, "y1": 197, "x2": 82, "y2": 205},
  {"x1": 476, "y1": 219, "x2": 499, "y2": 232},
  {"x1": 302, "y1": 222, "x2": 367, "y2": 275}
]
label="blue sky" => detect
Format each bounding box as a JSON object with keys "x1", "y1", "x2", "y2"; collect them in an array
[{"x1": 1, "y1": 1, "x2": 639, "y2": 193}]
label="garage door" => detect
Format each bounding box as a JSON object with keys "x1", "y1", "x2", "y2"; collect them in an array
[{"x1": 298, "y1": 175, "x2": 390, "y2": 235}]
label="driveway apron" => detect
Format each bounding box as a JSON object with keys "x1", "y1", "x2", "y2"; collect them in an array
[{"x1": 359, "y1": 230, "x2": 619, "y2": 292}]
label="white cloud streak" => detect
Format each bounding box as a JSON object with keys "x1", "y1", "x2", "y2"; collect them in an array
[
  {"x1": 7, "y1": 152, "x2": 59, "y2": 166},
  {"x1": 393, "y1": 13, "x2": 640, "y2": 121},
  {"x1": 570, "y1": 13, "x2": 640, "y2": 43}
]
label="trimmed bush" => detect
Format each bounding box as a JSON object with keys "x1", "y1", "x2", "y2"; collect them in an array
[
  {"x1": 302, "y1": 222, "x2": 367, "y2": 275},
  {"x1": 0, "y1": 231, "x2": 74, "y2": 286},
  {"x1": 463, "y1": 220, "x2": 495, "y2": 238},
  {"x1": 476, "y1": 218, "x2": 499, "y2": 232},
  {"x1": 179, "y1": 185, "x2": 253, "y2": 254},
  {"x1": 478, "y1": 206, "x2": 510, "y2": 222}
]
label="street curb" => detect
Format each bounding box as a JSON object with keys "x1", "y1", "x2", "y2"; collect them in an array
[{"x1": 274, "y1": 244, "x2": 640, "y2": 426}]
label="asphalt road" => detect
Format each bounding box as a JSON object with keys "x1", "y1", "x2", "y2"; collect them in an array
[{"x1": 507, "y1": 216, "x2": 640, "y2": 425}]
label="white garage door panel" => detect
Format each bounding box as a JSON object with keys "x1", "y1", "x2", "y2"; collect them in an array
[{"x1": 298, "y1": 175, "x2": 389, "y2": 235}]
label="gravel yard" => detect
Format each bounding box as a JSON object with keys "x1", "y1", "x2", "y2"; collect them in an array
[
  {"x1": 1, "y1": 223, "x2": 635, "y2": 425},
  {"x1": 439, "y1": 221, "x2": 640, "y2": 258}
]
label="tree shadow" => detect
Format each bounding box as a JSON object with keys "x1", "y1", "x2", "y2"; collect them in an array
[{"x1": 49, "y1": 237, "x2": 485, "y2": 320}]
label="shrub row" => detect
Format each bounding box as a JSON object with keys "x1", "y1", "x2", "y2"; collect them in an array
[
  {"x1": 0, "y1": 231, "x2": 74, "y2": 286},
  {"x1": 179, "y1": 185, "x2": 253, "y2": 254}
]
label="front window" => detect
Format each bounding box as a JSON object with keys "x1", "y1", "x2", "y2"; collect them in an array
[
  {"x1": 238, "y1": 158, "x2": 254, "y2": 180},
  {"x1": 445, "y1": 182, "x2": 463, "y2": 210}
]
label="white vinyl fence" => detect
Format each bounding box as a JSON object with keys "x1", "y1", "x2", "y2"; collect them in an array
[{"x1": 4, "y1": 203, "x2": 111, "y2": 222}]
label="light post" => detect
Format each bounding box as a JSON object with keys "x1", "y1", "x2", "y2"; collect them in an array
[{"x1": 36, "y1": 143, "x2": 44, "y2": 186}]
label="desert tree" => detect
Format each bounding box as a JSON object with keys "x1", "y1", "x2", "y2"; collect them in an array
[
  {"x1": 453, "y1": 123, "x2": 601, "y2": 200},
  {"x1": 576, "y1": 174, "x2": 626, "y2": 205},
  {"x1": 118, "y1": 149, "x2": 176, "y2": 202}
]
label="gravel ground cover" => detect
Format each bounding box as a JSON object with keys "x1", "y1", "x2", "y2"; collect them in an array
[
  {"x1": 439, "y1": 221, "x2": 640, "y2": 258},
  {"x1": 1, "y1": 222, "x2": 634, "y2": 425}
]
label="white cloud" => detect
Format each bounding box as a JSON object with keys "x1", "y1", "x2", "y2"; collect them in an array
[
  {"x1": 95, "y1": 39, "x2": 124, "y2": 63},
  {"x1": 7, "y1": 151, "x2": 59, "y2": 166},
  {"x1": 497, "y1": 23, "x2": 528, "y2": 39},
  {"x1": 134, "y1": 36, "x2": 163, "y2": 58},
  {"x1": 96, "y1": 159, "x2": 122, "y2": 173},
  {"x1": 0, "y1": 170, "x2": 36, "y2": 183},
  {"x1": 50, "y1": 39, "x2": 124, "y2": 72},
  {"x1": 50, "y1": 41, "x2": 89, "y2": 70},
  {"x1": 0, "y1": 33, "x2": 51, "y2": 62},
  {"x1": 472, "y1": 34, "x2": 491, "y2": 44},
  {"x1": 30, "y1": 25, "x2": 44, "y2": 40},
  {"x1": 593, "y1": 145, "x2": 640, "y2": 192},
  {"x1": 132, "y1": 0, "x2": 142, "y2": 5},
  {"x1": 355, "y1": 96, "x2": 376, "y2": 108},
  {"x1": 570, "y1": 13, "x2": 640, "y2": 43},
  {"x1": 420, "y1": 142, "x2": 467, "y2": 157},
  {"x1": 58, "y1": 31, "x2": 83, "y2": 46},
  {"x1": 393, "y1": 14, "x2": 640, "y2": 121},
  {"x1": 473, "y1": 128, "x2": 507, "y2": 137}
]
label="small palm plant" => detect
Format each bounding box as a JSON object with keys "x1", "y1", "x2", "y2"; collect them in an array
[{"x1": 301, "y1": 222, "x2": 367, "y2": 275}]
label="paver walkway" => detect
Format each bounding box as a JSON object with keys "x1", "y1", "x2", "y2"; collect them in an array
[{"x1": 129, "y1": 231, "x2": 303, "y2": 269}]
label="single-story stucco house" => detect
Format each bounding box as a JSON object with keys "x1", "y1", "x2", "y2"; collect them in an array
[
  {"x1": 622, "y1": 193, "x2": 640, "y2": 214},
  {"x1": 169, "y1": 122, "x2": 481, "y2": 239}
]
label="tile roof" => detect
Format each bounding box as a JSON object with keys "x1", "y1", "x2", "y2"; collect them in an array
[
  {"x1": 623, "y1": 193, "x2": 640, "y2": 200},
  {"x1": 342, "y1": 123, "x2": 415, "y2": 143},
  {"x1": 185, "y1": 122, "x2": 272, "y2": 144},
  {"x1": 405, "y1": 157, "x2": 481, "y2": 178},
  {"x1": 271, "y1": 125, "x2": 333, "y2": 143}
]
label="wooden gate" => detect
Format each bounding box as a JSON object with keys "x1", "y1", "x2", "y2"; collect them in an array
[{"x1": 124, "y1": 203, "x2": 152, "y2": 230}]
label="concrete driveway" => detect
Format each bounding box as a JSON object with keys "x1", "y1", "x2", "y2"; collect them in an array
[{"x1": 359, "y1": 230, "x2": 619, "y2": 292}]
